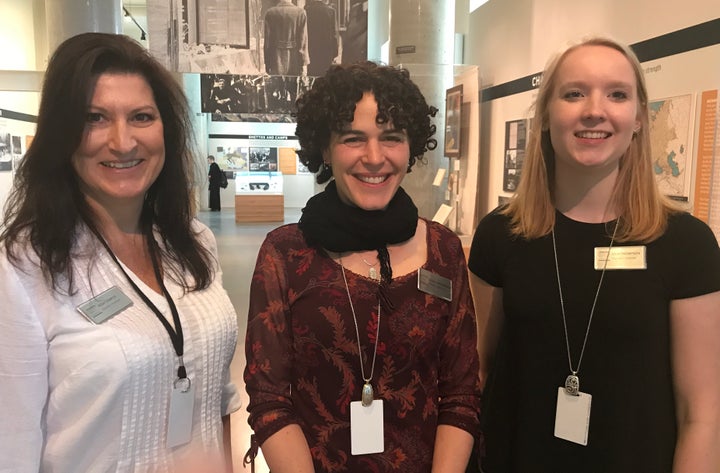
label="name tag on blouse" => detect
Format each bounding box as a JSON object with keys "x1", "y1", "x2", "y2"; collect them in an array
[
  {"x1": 417, "y1": 268, "x2": 452, "y2": 301},
  {"x1": 77, "y1": 286, "x2": 133, "y2": 324},
  {"x1": 594, "y1": 246, "x2": 647, "y2": 270}
]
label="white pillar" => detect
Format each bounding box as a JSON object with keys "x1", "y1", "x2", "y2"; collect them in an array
[
  {"x1": 388, "y1": 0, "x2": 454, "y2": 66},
  {"x1": 45, "y1": 0, "x2": 122, "y2": 53},
  {"x1": 384, "y1": 0, "x2": 456, "y2": 221}
]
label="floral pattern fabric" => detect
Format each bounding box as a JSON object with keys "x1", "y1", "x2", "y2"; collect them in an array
[{"x1": 244, "y1": 220, "x2": 481, "y2": 472}]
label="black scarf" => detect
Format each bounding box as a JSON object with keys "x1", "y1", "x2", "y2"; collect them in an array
[{"x1": 298, "y1": 180, "x2": 418, "y2": 310}]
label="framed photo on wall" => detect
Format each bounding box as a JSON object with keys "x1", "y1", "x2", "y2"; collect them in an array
[{"x1": 444, "y1": 85, "x2": 463, "y2": 158}]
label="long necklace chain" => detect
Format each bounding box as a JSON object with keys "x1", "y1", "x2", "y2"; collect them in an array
[
  {"x1": 340, "y1": 256, "x2": 381, "y2": 406},
  {"x1": 552, "y1": 219, "x2": 618, "y2": 395}
]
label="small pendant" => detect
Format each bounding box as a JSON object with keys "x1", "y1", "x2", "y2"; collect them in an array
[
  {"x1": 565, "y1": 374, "x2": 580, "y2": 396},
  {"x1": 361, "y1": 382, "x2": 374, "y2": 407},
  {"x1": 368, "y1": 267, "x2": 379, "y2": 281}
]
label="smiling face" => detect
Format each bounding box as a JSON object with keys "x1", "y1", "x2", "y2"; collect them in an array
[
  {"x1": 323, "y1": 92, "x2": 410, "y2": 210},
  {"x1": 548, "y1": 45, "x2": 641, "y2": 175},
  {"x1": 72, "y1": 73, "x2": 165, "y2": 214}
]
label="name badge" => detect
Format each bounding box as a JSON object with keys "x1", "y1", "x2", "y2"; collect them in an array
[
  {"x1": 594, "y1": 246, "x2": 647, "y2": 270},
  {"x1": 554, "y1": 387, "x2": 592, "y2": 446},
  {"x1": 167, "y1": 381, "x2": 196, "y2": 448},
  {"x1": 350, "y1": 400, "x2": 384, "y2": 455},
  {"x1": 417, "y1": 268, "x2": 452, "y2": 301},
  {"x1": 77, "y1": 286, "x2": 133, "y2": 324}
]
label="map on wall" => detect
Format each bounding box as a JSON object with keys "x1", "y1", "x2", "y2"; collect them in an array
[{"x1": 649, "y1": 94, "x2": 694, "y2": 201}]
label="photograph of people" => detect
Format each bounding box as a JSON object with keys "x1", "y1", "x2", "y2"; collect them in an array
[
  {"x1": 468, "y1": 37, "x2": 720, "y2": 472},
  {"x1": 263, "y1": 0, "x2": 310, "y2": 76},
  {"x1": 207, "y1": 76, "x2": 241, "y2": 114},
  {"x1": 244, "y1": 61, "x2": 481, "y2": 472},
  {"x1": 0, "y1": 33, "x2": 240, "y2": 472},
  {"x1": 305, "y1": 0, "x2": 339, "y2": 76}
]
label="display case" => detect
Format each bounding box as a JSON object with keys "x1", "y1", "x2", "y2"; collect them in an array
[{"x1": 234, "y1": 172, "x2": 284, "y2": 222}]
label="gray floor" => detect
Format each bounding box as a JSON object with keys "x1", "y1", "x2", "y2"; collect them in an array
[{"x1": 196, "y1": 207, "x2": 301, "y2": 472}]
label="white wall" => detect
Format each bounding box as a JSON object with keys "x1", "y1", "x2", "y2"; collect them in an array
[
  {"x1": 0, "y1": 0, "x2": 42, "y2": 211},
  {"x1": 463, "y1": 0, "x2": 720, "y2": 216}
]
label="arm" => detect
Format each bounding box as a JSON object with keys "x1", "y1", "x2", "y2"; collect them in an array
[
  {"x1": 468, "y1": 273, "x2": 504, "y2": 388},
  {"x1": 0, "y1": 257, "x2": 48, "y2": 471},
  {"x1": 263, "y1": 16, "x2": 273, "y2": 74},
  {"x1": 244, "y1": 236, "x2": 314, "y2": 471},
  {"x1": 331, "y1": 8, "x2": 339, "y2": 58},
  {"x1": 433, "y1": 231, "x2": 482, "y2": 471},
  {"x1": 431, "y1": 425, "x2": 475, "y2": 473},
  {"x1": 298, "y1": 10, "x2": 310, "y2": 66},
  {"x1": 671, "y1": 290, "x2": 720, "y2": 473},
  {"x1": 222, "y1": 414, "x2": 233, "y2": 473},
  {"x1": 261, "y1": 425, "x2": 315, "y2": 473}
]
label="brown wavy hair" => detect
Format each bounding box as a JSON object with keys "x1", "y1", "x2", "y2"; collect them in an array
[{"x1": 1, "y1": 33, "x2": 213, "y2": 294}]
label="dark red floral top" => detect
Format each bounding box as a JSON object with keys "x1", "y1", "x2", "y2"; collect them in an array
[{"x1": 244, "y1": 220, "x2": 481, "y2": 472}]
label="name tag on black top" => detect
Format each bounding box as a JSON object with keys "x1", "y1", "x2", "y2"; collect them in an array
[
  {"x1": 594, "y1": 245, "x2": 647, "y2": 270},
  {"x1": 417, "y1": 268, "x2": 452, "y2": 301}
]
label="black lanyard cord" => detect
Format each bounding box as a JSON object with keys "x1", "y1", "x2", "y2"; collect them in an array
[{"x1": 92, "y1": 227, "x2": 187, "y2": 380}]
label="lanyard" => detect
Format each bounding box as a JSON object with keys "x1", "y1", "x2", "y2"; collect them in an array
[{"x1": 95, "y1": 230, "x2": 189, "y2": 385}]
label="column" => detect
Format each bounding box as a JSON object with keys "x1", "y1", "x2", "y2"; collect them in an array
[
  {"x1": 45, "y1": 0, "x2": 123, "y2": 54},
  {"x1": 384, "y1": 0, "x2": 456, "y2": 221}
]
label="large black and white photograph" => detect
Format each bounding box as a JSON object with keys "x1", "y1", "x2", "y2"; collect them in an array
[
  {"x1": 148, "y1": 0, "x2": 368, "y2": 76},
  {"x1": 201, "y1": 73, "x2": 315, "y2": 120}
]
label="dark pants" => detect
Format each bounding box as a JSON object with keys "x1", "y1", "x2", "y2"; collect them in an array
[{"x1": 209, "y1": 186, "x2": 221, "y2": 211}]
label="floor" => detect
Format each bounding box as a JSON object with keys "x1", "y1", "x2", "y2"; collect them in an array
[{"x1": 196, "y1": 207, "x2": 302, "y2": 473}]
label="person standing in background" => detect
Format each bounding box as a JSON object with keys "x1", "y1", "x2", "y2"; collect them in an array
[
  {"x1": 263, "y1": 0, "x2": 309, "y2": 76},
  {"x1": 305, "y1": 0, "x2": 339, "y2": 77},
  {"x1": 468, "y1": 37, "x2": 720, "y2": 472},
  {"x1": 208, "y1": 155, "x2": 223, "y2": 211}
]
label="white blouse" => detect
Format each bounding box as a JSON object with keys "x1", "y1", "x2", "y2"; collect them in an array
[{"x1": 0, "y1": 221, "x2": 241, "y2": 472}]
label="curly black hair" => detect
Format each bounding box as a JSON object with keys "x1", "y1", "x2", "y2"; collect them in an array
[{"x1": 294, "y1": 61, "x2": 438, "y2": 184}]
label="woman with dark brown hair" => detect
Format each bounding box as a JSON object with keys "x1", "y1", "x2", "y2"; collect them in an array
[{"x1": 0, "y1": 33, "x2": 240, "y2": 472}]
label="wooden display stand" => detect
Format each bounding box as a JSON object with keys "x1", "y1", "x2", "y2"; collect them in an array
[{"x1": 235, "y1": 193, "x2": 284, "y2": 223}]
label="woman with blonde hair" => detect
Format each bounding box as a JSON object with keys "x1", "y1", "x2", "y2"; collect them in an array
[{"x1": 468, "y1": 37, "x2": 720, "y2": 471}]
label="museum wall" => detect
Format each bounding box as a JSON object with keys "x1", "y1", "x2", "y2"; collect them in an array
[
  {"x1": 2, "y1": 0, "x2": 719, "y2": 227},
  {"x1": 461, "y1": 0, "x2": 720, "y2": 219},
  {"x1": 0, "y1": 1, "x2": 42, "y2": 208}
]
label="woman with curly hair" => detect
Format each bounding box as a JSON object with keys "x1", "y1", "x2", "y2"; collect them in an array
[{"x1": 244, "y1": 62, "x2": 481, "y2": 472}]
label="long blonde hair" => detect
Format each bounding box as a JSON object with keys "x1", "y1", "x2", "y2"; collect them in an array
[{"x1": 505, "y1": 37, "x2": 677, "y2": 242}]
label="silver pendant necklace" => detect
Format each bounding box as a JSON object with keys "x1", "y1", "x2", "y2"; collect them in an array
[
  {"x1": 361, "y1": 256, "x2": 380, "y2": 281},
  {"x1": 340, "y1": 256, "x2": 381, "y2": 406},
  {"x1": 552, "y1": 219, "x2": 618, "y2": 396}
]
